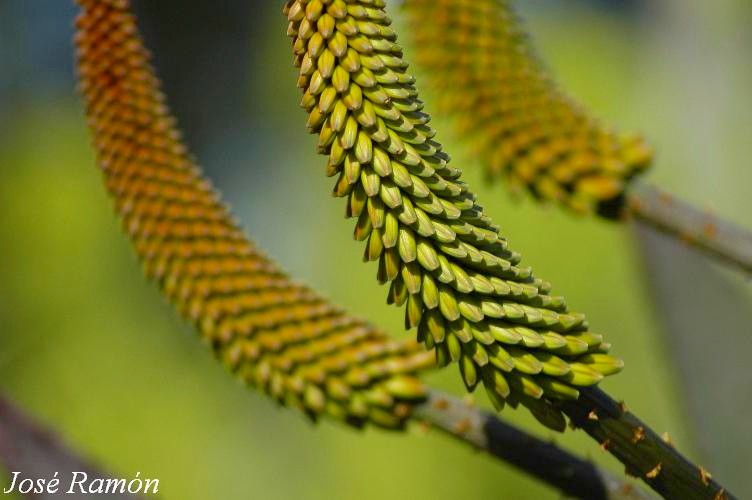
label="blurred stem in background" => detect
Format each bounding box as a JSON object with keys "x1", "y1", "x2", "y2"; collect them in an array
[
  {"x1": 0, "y1": 394, "x2": 141, "y2": 500},
  {"x1": 632, "y1": 0, "x2": 752, "y2": 497},
  {"x1": 626, "y1": 183, "x2": 752, "y2": 274},
  {"x1": 638, "y1": 0, "x2": 752, "y2": 217},
  {"x1": 634, "y1": 225, "x2": 752, "y2": 498}
]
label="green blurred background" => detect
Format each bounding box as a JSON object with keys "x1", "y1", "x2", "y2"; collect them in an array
[{"x1": 1, "y1": 0, "x2": 750, "y2": 498}]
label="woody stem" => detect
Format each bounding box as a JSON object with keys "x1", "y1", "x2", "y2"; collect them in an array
[
  {"x1": 558, "y1": 387, "x2": 734, "y2": 500},
  {"x1": 627, "y1": 182, "x2": 752, "y2": 275},
  {"x1": 414, "y1": 389, "x2": 651, "y2": 500}
]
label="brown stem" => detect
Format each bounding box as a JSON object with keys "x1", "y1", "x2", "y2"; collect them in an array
[
  {"x1": 626, "y1": 182, "x2": 752, "y2": 274},
  {"x1": 559, "y1": 388, "x2": 734, "y2": 500},
  {"x1": 414, "y1": 390, "x2": 652, "y2": 500},
  {"x1": 0, "y1": 394, "x2": 140, "y2": 499}
]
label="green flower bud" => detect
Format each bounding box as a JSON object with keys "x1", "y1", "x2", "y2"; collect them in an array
[{"x1": 286, "y1": 0, "x2": 624, "y2": 428}]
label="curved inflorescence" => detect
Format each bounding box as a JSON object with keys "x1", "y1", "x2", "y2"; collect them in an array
[
  {"x1": 74, "y1": 0, "x2": 435, "y2": 429},
  {"x1": 403, "y1": 0, "x2": 653, "y2": 218},
  {"x1": 285, "y1": 0, "x2": 623, "y2": 429}
]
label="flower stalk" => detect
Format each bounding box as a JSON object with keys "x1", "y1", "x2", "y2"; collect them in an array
[
  {"x1": 559, "y1": 388, "x2": 733, "y2": 500},
  {"x1": 627, "y1": 182, "x2": 752, "y2": 274},
  {"x1": 415, "y1": 390, "x2": 652, "y2": 500}
]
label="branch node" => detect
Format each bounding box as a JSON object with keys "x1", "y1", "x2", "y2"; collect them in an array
[
  {"x1": 432, "y1": 397, "x2": 449, "y2": 410},
  {"x1": 600, "y1": 439, "x2": 611, "y2": 451},
  {"x1": 699, "y1": 466, "x2": 713, "y2": 486},
  {"x1": 645, "y1": 463, "x2": 662, "y2": 479},
  {"x1": 703, "y1": 222, "x2": 718, "y2": 240},
  {"x1": 631, "y1": 426, "x2": 646, "y2": 444},
  {"x1": 621, "y1": 483, "x2": 636, "y2": 495},
  {"x1": 661, "y1": 431, "x2": 675, "y2": 448},
  {"x1": 453, "y1": 418, "x2": 471, "y2": 435}
]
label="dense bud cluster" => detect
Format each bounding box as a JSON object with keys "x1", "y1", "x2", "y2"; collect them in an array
[
  {"x1": 285, "y1": 0, "x2": 623, "y2": 429},
  {"x1": 74, "y1": 0, "x2": 435, "y2": 429},
  {"x1": 404, "y1": 0, "x2": 653, "y2": 217}
]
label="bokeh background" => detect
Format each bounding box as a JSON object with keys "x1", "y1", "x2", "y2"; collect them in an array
[{"x1": 1, "y1": 0, "x2": 751, "y2": 498}]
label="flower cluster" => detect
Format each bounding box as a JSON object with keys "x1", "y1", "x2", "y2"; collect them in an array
[
  {"x1": 286, "y1": 0, "x2": 623, "y2": 429},
  {"x1": 404, "y1": 0, "x2": 653, "y2": 217},
  {"x1": 74, "y1": 0, "x2": 434, "y2": 429}
]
